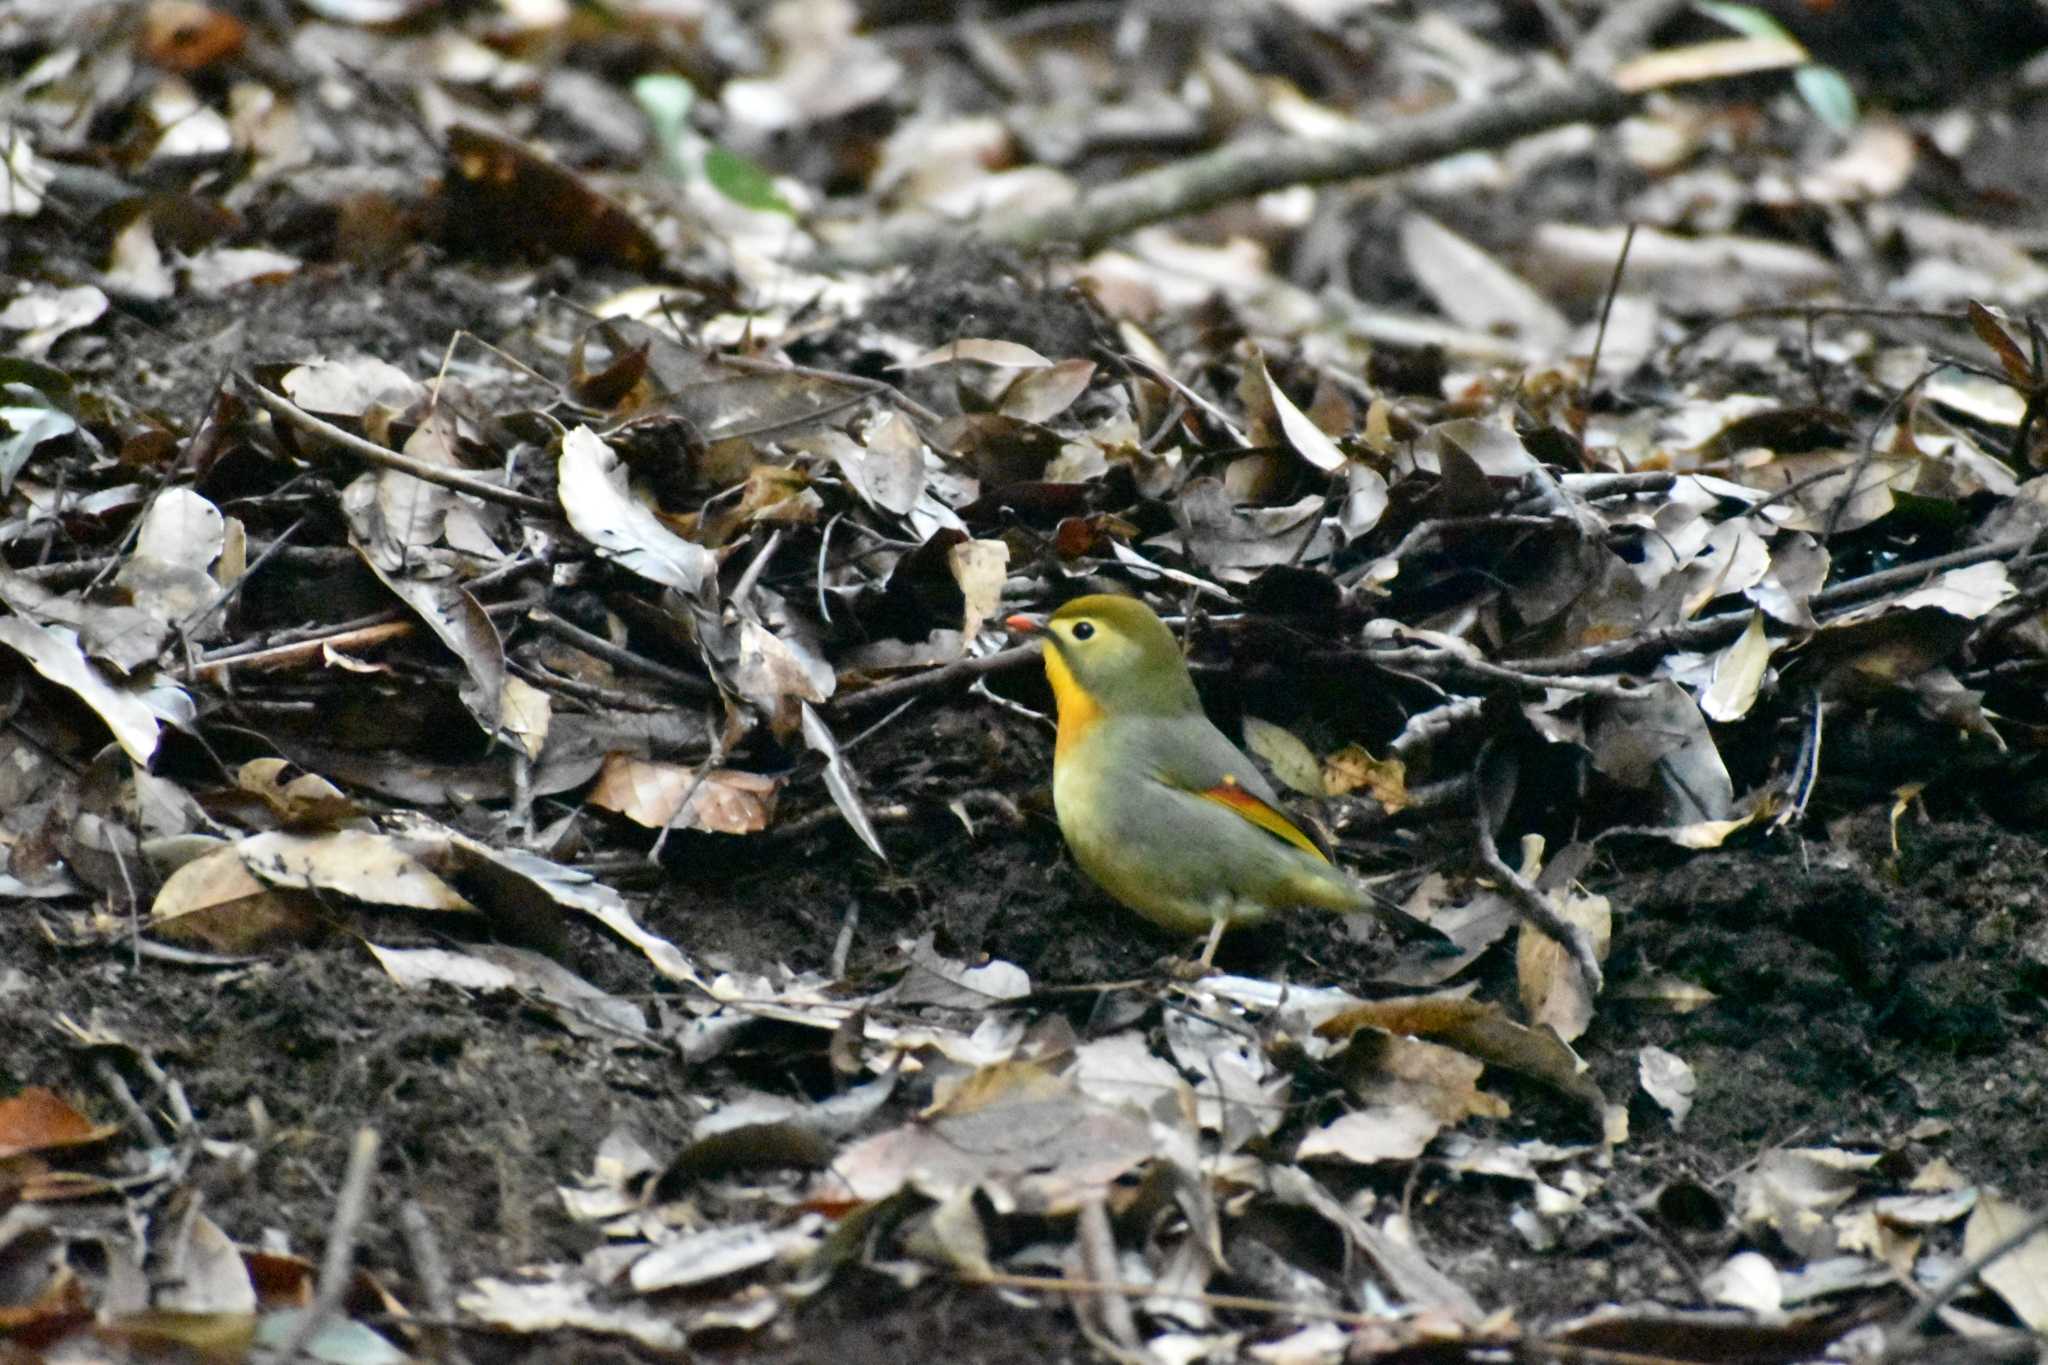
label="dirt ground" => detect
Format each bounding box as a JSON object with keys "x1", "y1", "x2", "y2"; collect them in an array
[
  {"x1": 10, "y1": 1, "x2": 2048, "y2": 1360},
  {"x1": 7, "y1": 672, "x2": 2047, "y2": 1356}
]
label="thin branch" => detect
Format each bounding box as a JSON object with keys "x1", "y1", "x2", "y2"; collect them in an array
[
  {"x1": 1474, "y1": 742, "x2": 1604, "y2": 996},
  {"x1": 827, "y1": 641, "x2": 1044, "y2": 716},
  {"x1": 1887, "y1": 1202, "x2": 2048, "y2": 1351},
  {"x1": 824, "y1": 0, "x2": 1686, "y2": 267},
  {"x1": 241, "y1": 377, "x2": 556, "y2": 516},
  {"x1": 526, "y1": 607, "x2": 718, "y2": 700},
  {"x1": 1506, "y1": 533, "x2": 2043, "y2": 676},
  {"x1": 275, "y1": 1127, "x2": 381, "y2": 1362}
]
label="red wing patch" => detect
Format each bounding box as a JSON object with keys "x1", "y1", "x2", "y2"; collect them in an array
[{"x1": 1197, "y1": 779, "x2": 1329, "y2": 862}]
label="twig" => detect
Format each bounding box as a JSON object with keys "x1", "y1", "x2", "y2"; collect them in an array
[
  {"x1": 275, "y1": 1126, "x2": 381, "y2": 1362},
  {"x1": 824, "y1": 0, "x2": 1686, "y2": 267},
  {"x1": 1506, "y1": 533, "x2": 2042, "y2": 676},
  {"x1": 396, "y1": 1200, "x2": 465, "y2": 1365},
  {"x1": 93, "y1": 1056, "x2": 164, "y2": 1148},
  {"x1": 1074, "y1": 1194, "x2": 1141, "y2": 1353},
  {"x1": 827, "y1": 641, "x2": 1044, "y2": 716},
  {"x1": 526, "y1": 608, "x2": 717, "y2": 700},
  {"x1": 240, "y1": 377, "x2": 556, "y2": 516},
  {"x1": 1886, "y1": 1202, "x2": 2048, "y2": 1351},
  {"x1": 1473, "y1": 742, "x2": 1604, "y2": 996},
  {"x1": 1357, "y1": 643, "x2": 1651, "y2": 700},
  {"x1": 1552, "y1": 471, "x2": 1678, "y2": 500},
  {"x1": 1582, "y1": 222, "x2": 1639, "y2": 405},
  {"x1": 202, "y1": 624, "x2": 409, "y2": 679}
]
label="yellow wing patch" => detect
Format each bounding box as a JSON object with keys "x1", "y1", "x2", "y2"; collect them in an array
[{"x1": 1198, "y1": 779, "x2": 1328, "y2": 862}]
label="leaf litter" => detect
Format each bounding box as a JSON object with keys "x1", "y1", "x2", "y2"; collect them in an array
[{"x1": 5, "y1": 0, "x2": 2048, "y2": 1361}]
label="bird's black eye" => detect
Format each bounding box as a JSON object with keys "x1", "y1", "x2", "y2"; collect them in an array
[{"x1": 1071, "y1": 621, "x2": 1095, "y2": 641}]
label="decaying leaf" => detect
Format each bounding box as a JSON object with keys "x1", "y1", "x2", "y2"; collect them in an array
[
  {"x1": 828, "y1": 1060, "x2": 1152, "y2": 1209},
  {"x1": 1516, "y1": 884, "x2": 1611, "y2": 1043},
  {"x1": 0, "y1": 619, "x2": 163, "y2": 763},
  {"x1": 800, "y1": 703, "x2": 885, "y2": 861},
  {"x1": 558, "y1": 426, "x2": 718, "y2": 596},
  {"x1": 587, "y1": 756, "x2": 779, "y2": 833},
  {"x1": 1637, "y1": 1045, "x2": 1697, "y2": 1130},
  {"x1": 0, "y1": 1087, "x2": 118, "y2": 1159},
  {"x1": 1318, "y1": 993, "x2": 1613, "y2": 1136},
  {"x1": 1963, "y1": 1194, "x2": 2048, "y2": 1331}
]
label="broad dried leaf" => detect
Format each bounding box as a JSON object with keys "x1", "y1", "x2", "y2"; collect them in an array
[
  {"x1": 888, "y1": 933, "x2": 1029, "y2": 1007},
  {"x1": 149, "y1": 845, "x2": 327, "y2": 952},
  {"x1": 1608, "y1": 974, "x2": 1718, "y2": 1013},
  {"x1": 857, "y1": 416, "x2": 927, "y2": 516},
  {"x1": 356, "y1": 551, "x2": 506, "y2": 735},
  {"x1": 1516, "y1": 888, "x2": 1611, "y2": 1042},
  {"x1": 0, "y1": 568, "x2": 167, "y2": 673},
  {"x1": 899, "y1": 338, "x2": 1052, "y2": 370},
  {"x1": 156, "y1": 1214, "x2": 256, "y2": 1315},
  {"x1": 238, "y1": 830, "x2": 476, "y2": 911},
  {"x1": 1613, "y1": 35, "x2": 1808, "y2": 93},
  {"x1": 830, "y1": 1061, "x2": 1151, "y2": 1208},
  {"x1": 999, "y1": 359, "x2": 1095, "y2": 423},
  {"x1": 1317, "y1": 994, "x2": 1610, "y2": 1130},
  {"x1": 1297, "y1": 1107, "x2": 1443, "y2": 1165},
  {"x1": 587, "y1": 756, "x2": 778, "y2": 833},
  {"x1": 558, "y1": 426, "x2": 717, "y2": 595},
  {"x1": 0, "y1": 286, "x2": 107, "y2": 359},
  {"x1": 368, "y1": 943, "x2": 648, "y2": 1040},
  {"x1": 0, "y1": 619, "x2": 161, "y2": 762},
  {"x1": 1245, "y1": 346, "x2": 1347, "y2": 472},
  {"x1": 1241, "y1": 716, "x2": 1323, "y2": 797},
  {"x1": 1171, "y1": 479, "x2": 1332, "y2": 581},
  {"x1": 281, "y1": 355, "x2": 421, "y2": 419},
  {"x1": 1589, "y1": 681, "x2": 1733, "y2": 823},
  {"x1": 1700, "y1": 611, "x2": 1775, "y2": 721},
  {"x1": 945, "y1": 538, "x2": 1009, "y2": 644},
  {"x1": 1968, "y1": 301, "x2": 2034, "y2": 388},
  {"x1": 1964, "y1": 1194, "x2": 2048, "y2": 1331},
  {"x1": 233, "y1": 759, "x2": 359, "y2": 828},
  {"x1": 1322, "y1": 743, "x2": 1407, "y2": 810},
  {"x1": 500, "y1": 675, "x2": 551, "y2": 761},
  {"x1": 1638, "y1": 1046, "x2": 1697, "y2": 1130},
  {"x1": 631, "y1": 1219, "x2": 823, "y2": 1293},
  {"x1": 0, "y1": 1088, "x2": 117, "y2": 1159},
  {"x1": 1400, "y1": 214, "x2": 1569, "y2": 350}
]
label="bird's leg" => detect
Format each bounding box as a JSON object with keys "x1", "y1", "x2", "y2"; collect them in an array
[{"x1": 1197, "y1": 918, "x2": 1227, "y2": 970}]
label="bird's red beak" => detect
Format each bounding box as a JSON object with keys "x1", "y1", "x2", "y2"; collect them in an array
[{"x1": 1003, "y1": 612, "x2": 1046, "y2": 636}]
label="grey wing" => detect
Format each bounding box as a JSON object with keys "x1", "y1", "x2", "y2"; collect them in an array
[{"x1": 1144, "y1": 714, "x2": 1286, "y2": 807}]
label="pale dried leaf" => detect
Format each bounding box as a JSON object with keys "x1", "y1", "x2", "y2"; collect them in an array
[
  {"x1": 238, "y1": 829, "x2": 475, "y2": 911},
  {"x1": 801, "y1": 702, "x2": 885, "y2": 861},
  {"x1": 1964, "y1": 1194, "x2": 2048, "y2": 1331},
  {"x1": 1637, "y1": 1045, "x2": 1697, "y2": 1129},
  {"x1": 946, "y1": 538, "x2": 1009, "y2": 643},
  {"x1": 999, "y1": 358, "x2": 1095, "y2": 423},
  {"x1": 899, "y1": 338, "x2": 1053, "y2": 369},
  {"x1": 0, "y1": 619, "x2": 161, "y2": 763},
  {"x1": 1241, "y1": 716, "x2": 1323, "y2": 797},
  {"x1": 558, "y1": 426, "x2": 717, "y2": 595}
]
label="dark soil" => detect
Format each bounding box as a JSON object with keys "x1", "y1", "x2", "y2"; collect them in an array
[{"x1": 6, "y1": 690, "x2": 2046, "y2": 1355}]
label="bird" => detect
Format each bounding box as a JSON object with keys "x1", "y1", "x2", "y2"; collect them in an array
[{"x1": 1005, "y1": 593, "x2": 1378, "y2": 968}]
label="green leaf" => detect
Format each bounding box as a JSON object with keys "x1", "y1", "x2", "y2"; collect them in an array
[
  {"x1": 703, "y1": 145, "x2": 793, "y2": 215},
  {"x1": 1794, "y1": 65, "x2": 1858, "y2": 133},
  {"x1": 632, "y1": 73, "x2": 698, "y2": 181},
  {"x1": 1696, "y1": 3, "x2": 1857, "y2": 134},
  {"x1": 1694, "y1": 1, "x2": 1791, "y2": 41}
]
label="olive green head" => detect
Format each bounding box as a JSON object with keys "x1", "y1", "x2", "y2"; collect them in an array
[{"x1": 1040, "y1": 594, "x2": 1202, "y2": 718}]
